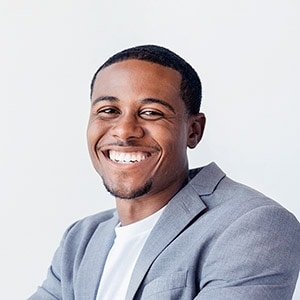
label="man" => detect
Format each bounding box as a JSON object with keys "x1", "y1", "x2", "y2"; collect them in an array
[{"x1": 29, "y1": 45, "x2": 300, "y2": 299}]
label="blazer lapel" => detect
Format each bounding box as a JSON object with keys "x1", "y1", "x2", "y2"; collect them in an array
[
  {"x1": 126, "y1": 162, "x2": 225, "y2": 299},
  {"x1": 74, "y1": 212, "x2": 119, "y2": 300},
  {"x1": 125, "y1": 184, "x2": 205, "y2": 299}
]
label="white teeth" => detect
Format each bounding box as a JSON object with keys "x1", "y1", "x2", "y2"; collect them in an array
[{"x1": 109, "y1": 151, "x2": 148, "y2": 164}]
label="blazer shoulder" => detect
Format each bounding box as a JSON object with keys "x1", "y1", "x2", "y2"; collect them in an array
[
  {"x1": 190, "y1": 163, "x2": 299, "y2": 231},
  {"x1": 60, "y1": 208, "x2": 117, "y2": 249}
]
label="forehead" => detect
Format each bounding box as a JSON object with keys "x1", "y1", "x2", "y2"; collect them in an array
[{"x1": 92, "y1": 59, "x2": 182, "y2": 101}]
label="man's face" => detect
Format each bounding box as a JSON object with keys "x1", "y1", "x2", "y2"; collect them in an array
[{"x1": 87, "y1": 59, "x2": 200, "y2": 200}]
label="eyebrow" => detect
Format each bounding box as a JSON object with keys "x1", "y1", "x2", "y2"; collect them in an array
[
  {"x1": 91, "y1": 96, "x2": 175, "y2": 114},
  {"x1": 91, "y1": 96, "x2": 118, "y2": 106},
  {"x1": 142, "y1": 98, "x2": 175, "y2": 113}
]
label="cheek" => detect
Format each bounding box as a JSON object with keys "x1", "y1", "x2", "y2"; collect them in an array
[
  {"x1": 87, "y1": 120, "x2": 105, "y2": 144},
  {"x1": 158, "y1": 131, "x2": 188, "y2": 161},
  {"x1": 161, "y1": 130, "x2": 189, "y2": 168},
  {"x1": 87, "y1": 126, "x2": 102, "y2": 160},
  {"x1": 159, "y1": 124, "x2": 188, "y2": 148},
  {"x1": 86, "y1": 125, "x2": 96, "y2": 148}
]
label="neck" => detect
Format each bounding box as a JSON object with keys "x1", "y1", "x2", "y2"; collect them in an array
[
  {"x1": 116, "y1": 197, "x2": 168, "y2": 226},
  {"x1": 115, "y1": 175, "x2": 189, "y2": 226}
]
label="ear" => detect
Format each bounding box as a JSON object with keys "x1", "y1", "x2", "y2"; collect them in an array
[{"x1": 187, "y1": 113, "x2": 206, "y2": 149}]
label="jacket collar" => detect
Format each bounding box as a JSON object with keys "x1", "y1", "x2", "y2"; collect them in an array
[{"x1": 189, "y1": 162, "x2": 226, "y2": 196}]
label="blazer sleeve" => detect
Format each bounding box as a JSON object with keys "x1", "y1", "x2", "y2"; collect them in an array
[
  {"x1": 195, "y1": 205, "x2": 300, "y2": 300},
  {"x1": 27, "y1": 223, "x2": 76, "y2": 300}
]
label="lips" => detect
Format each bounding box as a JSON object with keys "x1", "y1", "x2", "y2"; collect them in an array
[{"x1": 108, "y1": 150, "x2": 151, "y2": 164}]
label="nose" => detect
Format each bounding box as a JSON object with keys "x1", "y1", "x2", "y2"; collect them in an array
[{"x1": 111, "y1": 113, "x2": 144, "y2": 141}]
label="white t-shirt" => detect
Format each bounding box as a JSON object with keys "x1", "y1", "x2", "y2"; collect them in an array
[{"x1": 96, "y1": 207, "x2": 166, "y2": 300}]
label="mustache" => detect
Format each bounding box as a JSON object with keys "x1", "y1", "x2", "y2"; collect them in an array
[
  {"x1": 110, "y1": 140, "x2": 143, "y2": 147},
  {"x1": 99, "y1": 140, "x2": 160, "y2": 151}
]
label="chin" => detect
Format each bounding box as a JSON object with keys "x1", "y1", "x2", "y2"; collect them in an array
[{"x1": 103, "y1": 180, "x2": 152, "y2": 200}]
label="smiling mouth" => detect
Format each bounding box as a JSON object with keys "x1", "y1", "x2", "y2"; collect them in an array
[{"x1": 108, "y1": 150, "x2": 151, "y2": 164}]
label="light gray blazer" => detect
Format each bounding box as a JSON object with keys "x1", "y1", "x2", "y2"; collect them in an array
[{"x1": 29, "y1": 163, "x2": 300, "y2": 300}]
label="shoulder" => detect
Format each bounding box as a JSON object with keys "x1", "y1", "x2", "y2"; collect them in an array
[
  {"x1": 187, "y1": 162, "x2": 299, "y2": 238},
  {"x1": 189, "y1": 162, "x2": 293, "y2": 215},
  {"x1": 50, "y1": 208, "x2": 118, "y2": 273},
  {"x1": 70, "y1": 208, "x2": 117, "y2": 231},
  {"x1": 61, "y1": 208, "x2": 117, "y2": 247},
  {"x1": 186, "y1": 165, "x2": 300, "y2": 296}
]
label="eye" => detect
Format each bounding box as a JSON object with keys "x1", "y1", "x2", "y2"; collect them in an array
[
  {"x1": 139, "y1": 109, "x2": 164, "y2": 120},
  {"x1": 96, "y1": 107, "x2": 120, "y2": 120}
]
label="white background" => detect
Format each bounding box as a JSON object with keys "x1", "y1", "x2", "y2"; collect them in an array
[{"x1": 1, "y1": 1, "x2": 299, "y2": 299}]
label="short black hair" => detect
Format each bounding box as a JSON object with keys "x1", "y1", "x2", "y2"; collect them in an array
[{"x1": 90, "y1": 45, "x2": 202, "y2": 115}]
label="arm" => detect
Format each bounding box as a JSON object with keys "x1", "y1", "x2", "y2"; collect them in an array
[
  {"x1": 28, "y1": 224, "x2": 74, "y2": 300},
  {"x1": 27, "y1": 210, "x2": 116, "y2": 300},
  {"x1": 196, "y1": 205, "x2": 300, "y2": 300},
  {"x1": 28, "y1": 266, "x2": 62, "y2": 300}
]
